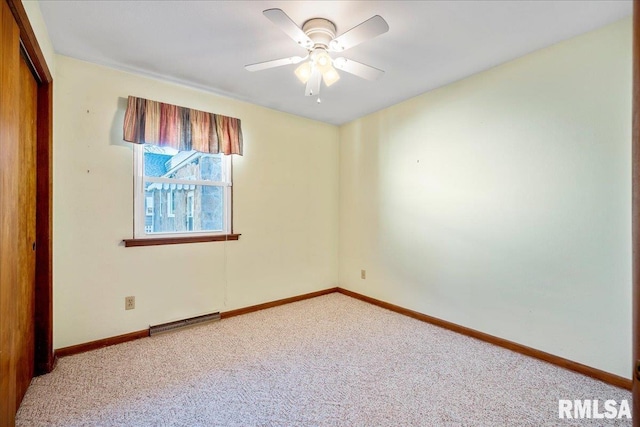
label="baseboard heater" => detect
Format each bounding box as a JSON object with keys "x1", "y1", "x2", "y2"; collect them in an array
[{"x1": 149, "y1": 312, "x2": 221, "y2": 336}]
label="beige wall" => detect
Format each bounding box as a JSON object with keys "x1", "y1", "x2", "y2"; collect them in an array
[
  {"x1": 53, "y1": 56, "x2": 339, "y2": 348},
  {"x1": 339, "y1": 18, "x2": 632, "y2": 378}
]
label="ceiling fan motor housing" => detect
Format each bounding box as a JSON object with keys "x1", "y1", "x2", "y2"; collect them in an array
[{"x1": 302, "y1": 18, "x2": 336, "y2": 50}]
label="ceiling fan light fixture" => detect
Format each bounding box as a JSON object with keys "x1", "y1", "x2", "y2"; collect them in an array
[
  {"x1": 314, "y1": 50, "x2": 332, "y2": 73},
  {"x1": 322, "y1": 66, "x2": 340, "y2": 87},
  {"x1": 295, "y1": 62, "x2": 312, "y2": 83}
]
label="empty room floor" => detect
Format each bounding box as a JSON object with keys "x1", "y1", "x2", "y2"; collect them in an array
[{"x1": 16, "y1": 293, "x2": 631, "y2": 426}]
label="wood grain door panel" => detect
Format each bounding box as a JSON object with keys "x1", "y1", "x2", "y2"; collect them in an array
[
  {"x1": 0, "y1": 0, "x2": 21, "y2": 424},
  {"x1": 15, "y1": 55, "x2": 37, "y2": 410},
  {"x1": 1, "y1": 1, "x2": 54, "y2": 424}
]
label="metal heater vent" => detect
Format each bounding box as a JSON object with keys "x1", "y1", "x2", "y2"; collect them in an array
[{"x1": 149, "y1": 312, "x2": 220, "y2": 336}]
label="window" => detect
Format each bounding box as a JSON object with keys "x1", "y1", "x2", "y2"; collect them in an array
[
  {"x1": 134, "y1": 144, "x2": 232, "y2": 238},
  {"x1": 145, "y1": 197, "x2": 154, "y2": 216},
  {"x1": 186, "y1": 191, "x2": 194, "y2": 231},
  {"x1": 167, "y1": 191, "x2": 175, "y2": 217}
]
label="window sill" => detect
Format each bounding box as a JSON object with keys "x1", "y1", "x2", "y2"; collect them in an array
[{"x1": 123, "y1": 234, "x2": 241, "y2": 247}]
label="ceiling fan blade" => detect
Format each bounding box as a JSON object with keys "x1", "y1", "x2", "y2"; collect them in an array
[
  {"x1": 245, "y1": 56, "x2": 306, "y2": 72},
  {"x1": 305, "y1": 68, "x2": 321, "y2": 96},
  {"x1": 263, "y1": 9, "x2": 313, "y2": 49},
  {"x1": 333, "y1": 58, "x2": 384, "y2": 81},
  {"x1": 329, "y1": 15, "x2": 389, "y2": 52}
]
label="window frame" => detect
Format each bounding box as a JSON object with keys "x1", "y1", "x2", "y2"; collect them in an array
[
  {"x1": 166, "y1": 191, "x2": 175, "y2": 218},
  {"x1": 132, "y1": 143, "x2": 233, "y2": 240}
]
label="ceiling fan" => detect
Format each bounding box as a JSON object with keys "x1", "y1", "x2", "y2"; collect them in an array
[{"x1": 245, "y1": 9, "x2": 389, "y2": 101}]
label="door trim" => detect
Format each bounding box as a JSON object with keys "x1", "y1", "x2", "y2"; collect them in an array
[
  {"x1": 5, "y1": 0, "x2": 54, "y2": 375},
  {"x1": 632, "y1": 0, "x2": 639, "y2": 424}
]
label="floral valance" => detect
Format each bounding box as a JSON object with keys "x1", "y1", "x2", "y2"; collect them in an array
[{"x1": 123, "y1": 96, "x2": 243, "y2": 155}]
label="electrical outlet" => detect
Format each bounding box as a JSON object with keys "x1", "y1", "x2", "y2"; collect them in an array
[
  {"x1": 361, "y1": 269, "x2": 366, "y2": 279},
  {"x1": 125, "y1": 296, "x2": 135, "y2": 310}
]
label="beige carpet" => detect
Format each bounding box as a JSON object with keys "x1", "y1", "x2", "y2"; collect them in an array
[{"x1": 17, "y1": 293, "x2": 631, "y2": 426}]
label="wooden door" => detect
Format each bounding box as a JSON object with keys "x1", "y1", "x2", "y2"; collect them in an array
[
  {"x1": 1, "y1": 0, "x2": 53, "y2": 424},
  {"x1": 15, "y1": 54, "x2": 38, "y2": 410},
  {"x1": 0, "y1": 0, "x2": 21, "y2": 424}
]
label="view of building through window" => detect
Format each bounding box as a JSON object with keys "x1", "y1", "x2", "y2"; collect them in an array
[{"x1": 139, "y1": 144, "x2": 228, "y2": 236}]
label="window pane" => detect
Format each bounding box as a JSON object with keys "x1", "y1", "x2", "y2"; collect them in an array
[
  {"x1": 137, "y1": 144, "x2": 230, "y2": 237},
  {"x1": 143, "y1": 144, "x2": 223, "y2": 182},
  {"x1": 144, "y1": 183, "x2": 224, "y2": 233}
]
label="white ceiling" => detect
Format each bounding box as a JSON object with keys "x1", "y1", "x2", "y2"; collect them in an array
[{"x1": 38, "y1": 0, "x2": 632, "y2": 125}]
